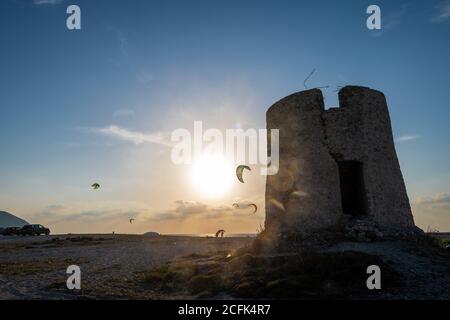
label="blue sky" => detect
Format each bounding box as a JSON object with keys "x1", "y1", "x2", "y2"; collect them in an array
[{"x1": 0, "y1": 0, "x2": 449, "y2": 233}]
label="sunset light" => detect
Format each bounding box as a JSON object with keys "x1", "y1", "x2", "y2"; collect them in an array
[
  {"x1": 190, "y1": 154, "x2": 234, "y2": 198},
  {"x1": 1, "y1": 0, "x2": 449, "y2": 305}
]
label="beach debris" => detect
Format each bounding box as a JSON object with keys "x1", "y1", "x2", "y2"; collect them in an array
[
  {"x1": 91, "y1": 182, "x2": 100, "y2": 190},
  {"x1": 215, "y1": 229, "x2": 225, "y2": 238},
  {"x1": 129, "y1": 218, "x2": 135, "y2": 224},
  {"x1": 236, "y1": 165, "x2": 251, "y2": 183}
]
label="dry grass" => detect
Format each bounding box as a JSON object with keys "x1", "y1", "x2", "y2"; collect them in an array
[{"x1": 138, "y1": 249, "x2": 403, "y2": 299}]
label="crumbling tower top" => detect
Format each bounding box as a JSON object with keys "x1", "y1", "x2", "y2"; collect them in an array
[{"x1": 265, "y1": 85, "x2": 416, "y2": 240}]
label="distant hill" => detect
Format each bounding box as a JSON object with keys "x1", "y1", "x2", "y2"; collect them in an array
[{"x1": 0, "y1": 211, "x2": 29, "y2": 228}]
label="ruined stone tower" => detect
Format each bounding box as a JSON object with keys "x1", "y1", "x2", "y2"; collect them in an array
[{"x1": 265, "y1": 86, "x2": 416, "y2": 239}]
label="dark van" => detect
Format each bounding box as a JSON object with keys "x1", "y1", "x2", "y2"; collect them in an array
[{"x1": 20, "y1": 224, "x2": 50, "y2": 236}]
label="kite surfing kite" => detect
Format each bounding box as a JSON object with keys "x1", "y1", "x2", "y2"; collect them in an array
[
  {"x1": 91, "y1": 182, "x2": 100, "y2": 190},
  {"x1": 129, "y1": 218, "x2": 135, "y2": 224},
  {"x1": 236, "y1": 165, "x2": 251, "y2": 183},
  {"x1": 248, "y1": 203, "x2": 257, "y2": 214},
  {"x1": 215, "y1": 229, "x2": 225, "y2": 238}
]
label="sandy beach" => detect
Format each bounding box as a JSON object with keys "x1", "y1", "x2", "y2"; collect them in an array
[
  {"x1": 1, "y1": 233, "x2": 450, "y2": 299},
  {"x1": 0, "y1": 234, "x2": 253, "y2": 299}
]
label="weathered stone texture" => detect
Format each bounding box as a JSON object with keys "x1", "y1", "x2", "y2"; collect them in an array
[{"x1": 265, "y1": 86, "x2": 415, "y2": 238}]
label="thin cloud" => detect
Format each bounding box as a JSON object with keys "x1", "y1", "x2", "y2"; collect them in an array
[
  {"x1": 32, "y1": 208, "x2": 139, "y2": 223},
  {"x1": 89, "y1": 125, "x2": 172, "y2": 146},
  {"x1": 137, "y1": 71, "x2": 153, "y2": 85},
  {"x1": 371, "y1": 4, "x2": 408, "y2": 37},
  {"x1": 112, "y1": 109, "x2": 135, "y2": 118},
  {"x1": 413, "y1": 193, "x2": 450, "y2": 205},
  {"x1": 105, "y1": 26, "x2": 129, "y2": 66},
  {"x1": 45, "y1": 204, "x2": 65, "y2": 210},
  {"x1": 151, "y1": 200, "x2": 210, "y2": 221},
  {"x1": 64, "y1": 210, "x2": 139, "y2": 221},
  {"x1": 432, "y1": 1, "x2": 450, "y2": 23},
  {"x1": 117, "y1": 31, "x2": 129, "y2": 58},
  {"x1": 395, "y1": 134, "x2": 420, "y2": 142},
  {"x1": 150, "y1": 200, "x2": 259, "y2": 221},
  {"x1": 412, "y1": 193, "x2": 450, "y2": 231},
  {"x1": 33, "y1": 0, "x2": 63, "y2": 5}
]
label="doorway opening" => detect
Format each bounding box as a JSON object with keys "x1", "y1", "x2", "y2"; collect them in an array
[{"x1": 337, "y1": 160, "x2": 367, "y2": 216}]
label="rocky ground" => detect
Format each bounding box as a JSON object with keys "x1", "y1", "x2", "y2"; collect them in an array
[
  {"x1": 0, "y1": 234, "x2": 252, "y2": 299},
  {"x1": 323, "y1": 240, "x2": 450, "y2": 299},
  {"x1": 0, "y1": 234, "x2": 448, "y2": 299}
]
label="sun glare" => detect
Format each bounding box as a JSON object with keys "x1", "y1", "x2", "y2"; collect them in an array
[{"x1": 190, "y1": 154, "x2": 234, "y2": 198}]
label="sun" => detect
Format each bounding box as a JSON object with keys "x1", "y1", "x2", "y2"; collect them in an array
[{"x1": 190, "y1": 154, "x2": 234, "y2": 198}]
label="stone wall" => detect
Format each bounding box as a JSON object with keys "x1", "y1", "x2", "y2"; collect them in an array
[{"x1": 265, "y1": 86, "x2": 416, "y2": 239}]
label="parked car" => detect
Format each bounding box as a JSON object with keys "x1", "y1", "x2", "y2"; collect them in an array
[
  {"x1": 2, "y1": 227, "x2": 22, "y2": 236},
  {"x1": 20, "y1": 224, "x2": 50, "y2": 236}
]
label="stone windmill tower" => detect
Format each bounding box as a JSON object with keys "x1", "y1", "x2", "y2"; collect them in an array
[{"x1": 265, "y1": 86, "x2": 417, "y2": 240}]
